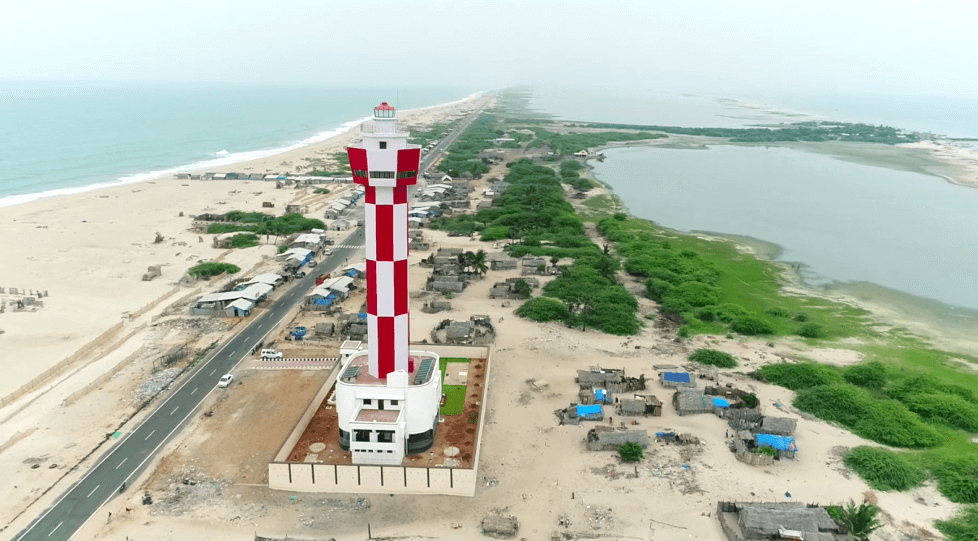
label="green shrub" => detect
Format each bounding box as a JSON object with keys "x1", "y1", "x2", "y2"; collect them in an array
[
  {"x1": 767, "y1": 307, "x2": 790, "y2": 317},
  {"x1": 931, "y1": 456, "x2": 978, "y2": 503},
  {"x1": 688, "y1": 348, "x2": 738, "y2": 368},
  {"x1": 842, "y1": 446, "x2": 926, "y2": 491},
  {"x1": 277, "y1": 243, "x2": 288, "y2": 254},
  {"x1": 480, "y1": 226, "x2": 509, "y2": 241},
  {"x1": 843, "y1": 361, "x2": 888, "y2": 389},
  {"x1": 793, "y1": 385, "x2": 942, "y2": 448},
  {"x1": 618, "y1": 442, "x2": 644, "y2": 463},
  {"x1": 513, "y1": 279, "x2": 532, "y2": 299},
  {"x1": 798, "y1": 322, "x2": 827, "y2": 338},
  {"x1": 740, "y1": 393, "x2": 759, "y2": 408},
  {"x1": 889, "y1": 375, "x2": 978, "y2": 404},
  {"x1": 672, "y1": 281, "x2": 721, "y2": 308},
  {"x1": 314, "y1": 188, "x2": 330, "y2": 194},
  {"x1": 756, "y1": 362, "x2": 842, "y2": 390},
  {"x1": 228, "y1": 233, "x2": 259, "y2": 249},
  {"x1": 516, "y1": 297, "x2": 570, "y2": 323},
  {"x1": 731, "y1": 315, "x2": 774, "y2": 335},
  {"x1": 903, "y1": 393, "x2": 978, "y2": 432},
  {"x1": 935, "y1": 506, "x2": 978, "y2": 541},
  {"x1": 754, "y1": 446, "x2": 777, "y2": 457},
  {"x1": 613, "y1": 212, "x2": 628, "y2": 221},
  {"x1": 793, "y1": 313, "x2": 809, "y2": 322},
  {"x1": 187, "y1": 262, "x2": 240, "y2": 279}
]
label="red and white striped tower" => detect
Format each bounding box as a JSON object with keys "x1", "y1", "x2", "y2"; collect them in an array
[{"x1": 347, "y1": 103, "x2": 420, "y2": 379}]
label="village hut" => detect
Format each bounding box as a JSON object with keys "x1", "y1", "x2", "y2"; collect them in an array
[
  {"x1": 672, "y1": 388, "x2": 715, "y2": 416},
  {"x1": 660, "y1": 371, "x2": 695, "y2": 389},
  {"x1": 758, "y1": 416, "x2": 798, "y2": 436},
  {"x1": 717, "y1": 501, "x2": 843, "y2": 541},
  {"x1": 585, "y1": 427, "x2": 649, "y2": 451}
]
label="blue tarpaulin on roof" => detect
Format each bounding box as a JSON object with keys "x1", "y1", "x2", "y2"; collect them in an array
[
  {"x1": 594, "y1": 389, "x2": 607, "y2": 402},
  {"x1": 712, "y1": 397, "x2": 730, "y2": 408},
  {"x1": 756, "y1": 434, "x2": 797, "y2": 452},
  {"x1": 576, "y1": 404, "x2": 603, "y2": 419},
  {"x1": 345, "y1": 270, "x2": 357, "y2": 277},
  {"x1": 663, "y1": 372, "x2": 691, "y2": 383},
  {"x1": 357, "y1": 313, "x2": 367, "y2": 320}
]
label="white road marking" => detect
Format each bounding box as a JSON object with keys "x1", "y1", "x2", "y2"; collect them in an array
[
  {"x1": 170, "y1": 406, "x2": 179, "y2": 415},
  {"x1": 191, "y1": 387, "x2": 198, "y2": 395},
  {"x1": 115, "y1": 457, "x2": 127, "y2": 469},
  {"x1": 144, "y1": 430, "x2": 155, "y2": 441},
  {"x1": 209, "y1": 369, "x2": 216, "y2": 376},
  {"x1": 86, "y1": 485, "x2": 100, "y2": 498},
  {"x1": 48, "y1": 521, "x2": 63, "y2": 536}
]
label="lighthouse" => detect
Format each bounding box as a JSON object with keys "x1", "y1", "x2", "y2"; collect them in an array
[
  {"x1": 335, "y1": 103, "x2": 442, "y2": 465},
  {"x1": 347, "y1": 102, "x2": 418, "y2": 379}
]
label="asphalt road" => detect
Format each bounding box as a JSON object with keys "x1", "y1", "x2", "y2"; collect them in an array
[
  {"x1": 14, "y1": 229, "x2": 365, "y2": 541},
  {"x1": 14, "y1": 98, "x2": 486, "y2": 541}
]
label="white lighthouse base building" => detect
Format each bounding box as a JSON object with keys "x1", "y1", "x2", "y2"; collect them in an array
[{"x1": 335, "y1": 349, "x2": 442, "y2": 466}]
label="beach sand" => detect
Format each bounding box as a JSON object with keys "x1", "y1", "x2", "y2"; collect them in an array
[{"x1": 0, "y1": 95, "x2": 486, "y2": 400}]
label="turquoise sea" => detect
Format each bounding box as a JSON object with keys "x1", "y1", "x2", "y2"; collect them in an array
[{"x1": 0, "y1": 82, "x2": 481, "y2": 207}]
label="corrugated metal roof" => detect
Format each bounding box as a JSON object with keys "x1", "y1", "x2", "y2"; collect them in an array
[
  {"x1": 245, "y1": 273, "x2": 281, "y2": 285},
  {"x1": 229, "y1": 299, "x2": 254, "y2": 310}
]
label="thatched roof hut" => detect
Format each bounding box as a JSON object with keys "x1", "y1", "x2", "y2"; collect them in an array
[
  {"x1": 759, "y1": 416, "x2": 798, "y2": 436},
  {"x1": 672, "y1": 388, "x2": 714, "y2": 416},
  {"x1": 481, "y1": 514, "x2": 519, "y2": 538}
]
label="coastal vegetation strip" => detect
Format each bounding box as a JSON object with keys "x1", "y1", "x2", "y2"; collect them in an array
[
  {"x1": 565, "y1": 121, "x2": 918, "y2": 145},
  {"x1": 596, "y1": 214, "x2": 873, "y2": 340},
  {"x1": 187, "y1": 262, "x2": 240, "y2": 279},
  {"x1": 205, "y1": 212, "x2": 326, "y2": 238},
  {"x1": 435, "y1": 157, "x2": 640, "y2": 335},
  {"x1": 526, "y1": 127, "x2": 666, "y2": 154}
]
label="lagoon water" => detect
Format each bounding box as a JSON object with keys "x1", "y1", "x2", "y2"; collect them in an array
[{"x1": 590, "y1": 145, "x2": 978, "y2": 311}]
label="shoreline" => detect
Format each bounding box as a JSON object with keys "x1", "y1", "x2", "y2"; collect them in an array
[
  {"x1": 0, "y1": 91, "x2": 487, "y2": 210},
  {"x1": 583, "y1": 148, "x2": 978, "y2": 356},
  {"x1": 0, "y1": 94, "x2": 487, "y2": 399}
]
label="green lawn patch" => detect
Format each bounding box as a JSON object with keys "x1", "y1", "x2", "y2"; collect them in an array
[{"x1": 441, "y1": 385, "x2": 466, "y2": 416}]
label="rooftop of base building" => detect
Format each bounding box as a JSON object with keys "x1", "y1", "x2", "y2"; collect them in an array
[{"x1": 339, "y1": 351, "x2": 439, "y2": 387}]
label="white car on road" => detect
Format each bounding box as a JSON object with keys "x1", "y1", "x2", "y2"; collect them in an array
[
  {"x1": 261, "y1": 349, "x2": 283, "y2": 359},
  {"x1": 217, "y1": 374, "x2": 234, "y2": 387}
]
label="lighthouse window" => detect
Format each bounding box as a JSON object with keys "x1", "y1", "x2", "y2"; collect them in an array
[
  {"x1": 352, "y1": 169, "x2": 368, "y2": 177},
  {"x1": 379, "y1": 141, "x2": 387, "y2": 149},
  {"x1": 378, "y1": 430, "x2": 394, "y2": 443},
  {"x1": 369, "y1": 171, "x2": 395, "y2": 179},
  {"x1": 396, "y1": 170, "x2": 417, "y2": 179}
]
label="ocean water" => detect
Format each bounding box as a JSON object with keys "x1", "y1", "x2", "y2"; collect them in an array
[{"x1": 0, "y1": 82, "x2": 480, "y2": 207}]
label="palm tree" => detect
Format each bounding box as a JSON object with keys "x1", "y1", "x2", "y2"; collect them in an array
[
  {"x1": 472, "y1": 249, "x2": 488, "y2": 276},
  {"x1": 836, "y1": 500, "x2": 882, "y2": 541}
]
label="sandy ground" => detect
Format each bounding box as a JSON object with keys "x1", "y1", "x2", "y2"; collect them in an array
[
  {"x1": 3, "y1": 107, "x2": 976, "y2": 541},
  {"x1": 0, "y1": 95, "x2": 485, "y2": 401},
  {"x1": 67, "y1": 225, "x2": 959, "y2": 541},
  {"x1": 0, "y1": 96, "x2": 483, "y2": 538},
  {"x1": 67, "y1": 162, "x2": 965, "y2": 541}
]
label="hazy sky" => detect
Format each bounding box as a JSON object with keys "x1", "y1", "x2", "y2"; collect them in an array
[{"x1": 2, "y1": 0, "x2": 975, "y2": 96}]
